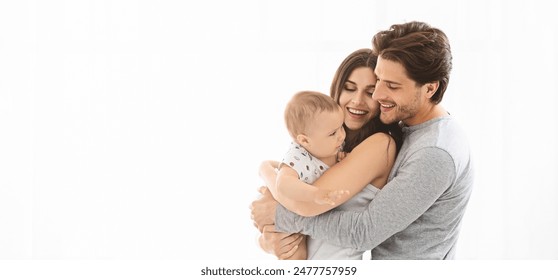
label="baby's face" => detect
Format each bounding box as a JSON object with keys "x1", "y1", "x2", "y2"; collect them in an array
[{"x1": 304, "y1": 107, "x2": 346, "y2": 159}]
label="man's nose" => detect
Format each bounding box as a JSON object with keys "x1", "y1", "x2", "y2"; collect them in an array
[{"x1": 372, "y1": 82, "x2": 385, "y2": 101}]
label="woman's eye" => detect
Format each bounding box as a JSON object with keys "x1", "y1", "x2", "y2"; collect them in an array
[
  {"x1": 343, "y1": 86, "x2": 356, "y2": 91},
  {"x1": 330, "y1": 131, "x2": 337, "y2": 136}
]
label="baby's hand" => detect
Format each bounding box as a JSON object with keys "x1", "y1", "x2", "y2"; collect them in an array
[
  {"x1": 314, "y1": 190, "x2": 350, "y2": 205},
  {"x1": 337, "y1": 151, "x2": 348, "y2": 162}
]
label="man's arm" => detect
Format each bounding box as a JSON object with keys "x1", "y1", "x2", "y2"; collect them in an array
[
  {"x1": 275, "y1": 148, "x2": 456, "y2": 250},
  {"x1": 259, "y1": 133, "x2": 396, "y2": 217}
]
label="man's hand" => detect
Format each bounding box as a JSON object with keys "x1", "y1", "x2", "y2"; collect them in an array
[
  {"x1": 259, "y1": 225, "x2": 304, "y2": 260},
  {"x1": 250, "y1": 186, "x2": 278, "y2": 232}
]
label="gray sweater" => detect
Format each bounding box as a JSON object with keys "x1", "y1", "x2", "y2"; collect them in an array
[{"x1": 275, "y1": 116, "x2": 474, "y2": 259}]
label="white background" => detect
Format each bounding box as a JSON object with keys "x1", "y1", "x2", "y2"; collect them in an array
[{"x1": 1, "y1": 0, "x2": 557, "y2": 260}]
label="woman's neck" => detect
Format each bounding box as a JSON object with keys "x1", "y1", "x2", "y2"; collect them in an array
[
  {"x1": 342, "y1": 129, "x2": 360, "y2": 152},
  {"x1": 345, "y1": 129, "x2": 358, "y2": 143}
]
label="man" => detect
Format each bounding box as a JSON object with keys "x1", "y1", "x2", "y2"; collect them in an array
[{"x1": 251, "y1": 21, "x2": 474, "y2": 259}]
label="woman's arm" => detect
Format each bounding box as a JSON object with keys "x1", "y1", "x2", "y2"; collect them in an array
[
  {"x1": 270, "y1": 133, "x2": 397, "y2": 217},
  {"x1": 259, "y1": 161, "x2": 349, "y2": 215}
]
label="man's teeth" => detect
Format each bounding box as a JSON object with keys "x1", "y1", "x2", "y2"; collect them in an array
[
  {"x1": 348, "y1": 108, "x2": 367, "y2": 115},
  {"x1": 380, "y1": 103, "x2": 395, "y2": 108}
]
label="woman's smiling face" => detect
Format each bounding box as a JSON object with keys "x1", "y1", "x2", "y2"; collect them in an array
[{"x1": 338, "y1": 67, "x2": 380, "y2": 131}]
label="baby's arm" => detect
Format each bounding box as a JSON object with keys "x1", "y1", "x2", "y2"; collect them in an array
[
  {"x1": 259, "y1": 160, "x2": 316, "y2": 201},
  {"x1": 258, "y1": 160, "x2": 284, "y2": 200}
]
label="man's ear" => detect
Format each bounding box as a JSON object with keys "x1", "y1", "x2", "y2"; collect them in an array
[
  {"x1": 425, "y1": 81, "x2": 439, "y2": 98},
  {"x1": 296, "y1": 134, "x2": 311, "y2": 148}
]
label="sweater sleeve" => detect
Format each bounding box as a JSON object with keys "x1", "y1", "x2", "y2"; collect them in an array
[{"x1": 275, "y1": 147, "x2": 456, "y2": 251}]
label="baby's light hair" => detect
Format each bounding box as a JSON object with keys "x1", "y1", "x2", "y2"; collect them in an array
[{"x1": 284, "y1": 91, "x2": 340, "y2": 140}]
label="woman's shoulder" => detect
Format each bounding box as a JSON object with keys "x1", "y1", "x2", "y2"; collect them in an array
[
  {"x1": 362, "y1": 132, "x2": 395, "y2": 145},
  {"x1": 353, "y1": 132, "x2": 397, "y2": 155}
]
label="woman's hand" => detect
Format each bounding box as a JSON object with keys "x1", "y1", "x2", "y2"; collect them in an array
[{"x1": 314, "y1": 189, "x2": 350, "y2": 205}]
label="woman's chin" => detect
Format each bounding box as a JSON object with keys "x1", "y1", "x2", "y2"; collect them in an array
[{"x1": 345, "y1": 123, "x2": 364, "y2": 131}]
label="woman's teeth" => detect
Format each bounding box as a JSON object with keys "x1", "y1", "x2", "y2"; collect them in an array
[{"x1": 348, "y1": 108, "x2": 367, "y2": 115}]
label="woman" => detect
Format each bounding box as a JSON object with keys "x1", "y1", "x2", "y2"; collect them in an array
[{"x1": 256, "y1": 48, "x2": 403, "y2": 259}]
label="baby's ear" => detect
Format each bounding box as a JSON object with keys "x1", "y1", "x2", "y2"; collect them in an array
[{"x1": 296, "y1": 134, "x2": 310, "y2": 148}]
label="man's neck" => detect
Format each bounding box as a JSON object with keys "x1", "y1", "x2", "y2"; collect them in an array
[{"x1": 404, "y1": 104, "x2": 448, "y2": 126}]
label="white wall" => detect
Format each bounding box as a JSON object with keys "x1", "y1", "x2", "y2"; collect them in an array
[{"x1": 1, "y1": 0, "x2": 557, "y2": 260}]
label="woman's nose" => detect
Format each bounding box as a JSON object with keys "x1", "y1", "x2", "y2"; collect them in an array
[{"x1": 351, "y1": 94, "x2": 363, "y2": 105}]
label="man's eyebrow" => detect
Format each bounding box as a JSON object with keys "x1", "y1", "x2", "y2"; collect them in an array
[
  {"x1": 376, "y1": 76, "x2": 402, "y2": 85},
  {"x1": 382, "y1": 79, "x2": 402, "y2": 85}
]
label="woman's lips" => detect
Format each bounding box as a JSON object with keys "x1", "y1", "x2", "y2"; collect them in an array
[{"x1": 347, "y1": 107, "x2": 368, "y2": 119}]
